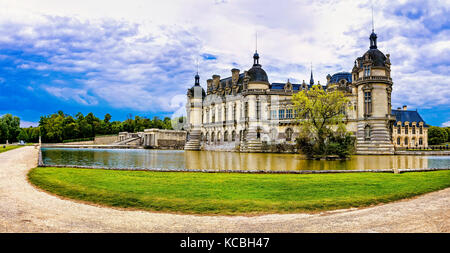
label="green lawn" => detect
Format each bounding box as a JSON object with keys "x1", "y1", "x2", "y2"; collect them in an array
[
  {"x1": 0, "y1": 145, "x2": 22, "y2": 154},
  {"x1": 28, "y1": 167, "x2": 450, "y2": 215}
]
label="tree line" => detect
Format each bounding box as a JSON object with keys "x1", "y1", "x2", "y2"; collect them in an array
[{"x1": 0, "y1": 112, "x2": 174, "y2": 144}]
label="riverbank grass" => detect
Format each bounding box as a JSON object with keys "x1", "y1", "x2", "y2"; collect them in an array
[
  {"x1": 0, "y1": 145, "x2": 22, "y2": 154},
  {"x1": 28, "y1": 167, "x2": 450, "y2": 215}
]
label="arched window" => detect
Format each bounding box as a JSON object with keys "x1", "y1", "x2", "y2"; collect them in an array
[
  {"x1": 412, "y1": 125, "x2": 416, "y2": 134},
  {"x1": 232, "y1": 131, "x2": 236, "y2": 142},
  {"x1": 364, "y1": 125, "x2": 371, "y2": 141},
  {"x1": 397, "y1": 137, "x2": 400, "y2": 145},
  {"x1": 211, "y1": 132, "x2": 215, "y2": 143},
  {"x1": 404, "y1": 137, "x2": 408, "y2": 145},
  {"x1": 224, "y1": 131, "x2": 228, "y2": 142},
  {"x1": 286, "y1": 128, "x2": 293, "y2": 141},
  {"x1": 419, "y1": 126, "x2": 423, "y2": 134},
  {"x1": 397, "y1": 125, "x2": 401, "y2": 134},
  {"x1": 217, "y1": 132, "x2": 221, "y2": 143},
  {"x1": 405, "y1": 125, "x2": 409, "y2": 134},
  {"x1": 419, "y1": 138, "x2": 423, "y2": 145}
]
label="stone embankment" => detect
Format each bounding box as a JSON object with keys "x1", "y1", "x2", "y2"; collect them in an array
[{"x1": 1, "y1": 146, "x2": 449, "y2": 232}]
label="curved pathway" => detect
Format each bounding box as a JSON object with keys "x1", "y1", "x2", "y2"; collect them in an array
[{"x1": 0, "y1": 146, "x2": 448, "y2": 232}]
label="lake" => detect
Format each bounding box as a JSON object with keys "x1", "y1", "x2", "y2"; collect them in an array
[{"x1": 41, "y1": 148, "x2": 450, "y2": 172}]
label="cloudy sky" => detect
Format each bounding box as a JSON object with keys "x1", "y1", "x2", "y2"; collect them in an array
[{"x1": 0, "y1": 0, "x2": 449, "y2": 127}]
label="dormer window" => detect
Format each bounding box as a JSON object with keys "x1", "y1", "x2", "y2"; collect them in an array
[{"x1": 364, "y1": 66, "x2": 371, "y2": 77}]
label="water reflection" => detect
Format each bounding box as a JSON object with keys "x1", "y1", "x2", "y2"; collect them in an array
[{"x1": 41, "y1": 148, "x2": 450, "y2": 172}]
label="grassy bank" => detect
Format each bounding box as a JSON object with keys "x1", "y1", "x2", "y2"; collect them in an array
[
  {"x1": 0, "y1": 145, "x2": 22, "y2": 154},
  {"x1": 28, "y1": 167, "x2": 450, "y2": 215}
]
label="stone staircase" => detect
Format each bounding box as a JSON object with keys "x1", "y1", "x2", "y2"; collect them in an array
[
  {"x1": 184, "y1": 130, "x2": 201, "y2": 150},
  {"x1": 240, "y1": 139, "x2": 263, "y2": 152},
  {"x1": 113, "y1": 137, "x2": 141, "y2": 146}
]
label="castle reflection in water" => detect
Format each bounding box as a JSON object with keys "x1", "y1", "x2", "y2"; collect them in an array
[{"x1": 42, "y1": 148, "x2": 449, "y2": 172}]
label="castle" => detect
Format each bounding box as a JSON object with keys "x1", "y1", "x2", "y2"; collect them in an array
[{"x1": 185, "y1": 29, "x2": 428, "y2": 154}]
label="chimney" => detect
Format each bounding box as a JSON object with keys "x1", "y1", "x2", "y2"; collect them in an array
[
  {"x1": 231, "y1": 68, "x2": 240, "y2": 83},
  {"x1": 212, "y1": 75, "x2": 220, "y2": 88},
  {"x1": 207, "y1": 79, "x2": 213, "y2": 88},
  {"x1": 403, "y1": 105, "x2": 407, "y2": 111}
]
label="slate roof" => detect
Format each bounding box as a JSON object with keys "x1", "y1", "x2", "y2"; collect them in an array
[
  {"x1": 392, "y1": 109, "x2": 428, "y2": 127},
  {"x1": 330, "y1": 72, "x2": 352, "y2": 84},
  {"x1": 270, "y1": 83, "x2": 326, "y2": 91}
]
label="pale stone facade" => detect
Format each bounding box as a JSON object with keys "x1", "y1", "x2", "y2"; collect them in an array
[
  {"x1": 185, "y1": 30, "x2": 428, "y2": 154},
  {"x1": 118, "y1": 129, "x2": 186, "y2": 149},
  {"x1": 392, "y1": 106, "x2": 428, "y2": 149}
]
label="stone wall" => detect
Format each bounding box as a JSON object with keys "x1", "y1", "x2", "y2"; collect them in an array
[{"x1": 94, "y1": 135, "x2": 118, "y2": 145}]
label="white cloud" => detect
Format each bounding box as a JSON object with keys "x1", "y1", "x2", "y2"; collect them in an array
[
  {"x1": 0, "y1": 0, "x2": 448, "y2": 115},
  {"x1": 442, "y1": 121, "x2": 450, "y2": 127}
]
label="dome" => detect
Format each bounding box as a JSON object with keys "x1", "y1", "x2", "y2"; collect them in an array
[
  {"x1": 363, "y1": 31, "x2": 387, "y2": 67},
  {"x1": 247, "y1": 52, "x2": 269, "y2": 83},
  {"x1": 364, "y1": 48, "x2": 386, "y2": 67},
  {"x1": 330, "y1": 72, "x2": 352, "y2": 84},
  {"x1": 248, "y1": 65, "x2": 269, "y2": 83}
]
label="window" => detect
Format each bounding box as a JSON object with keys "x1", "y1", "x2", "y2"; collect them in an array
[
  {"x1": 419, "y1": 126, "x2": 423, "y2": 134},
  {"x1": 286, "y1": 109, "x2": 293, "y2": 119},
  {"x1": 397, "y1": 125, "x2": 401, "y2": 134},
  {"x1": 419, "y1": 138, "x2": 423, "y2": 145},
  {"x1": 412, "y1": 125, "x2": 416, "y2": 134},
  {"x1": 387, "y1": 92, "x2": 392, "y2": 114},
  {"x1": 279, "y1": 109, "x2": 285, "y2": 119},
  {"x1": 232, "y1": 131, "x2": 236, "y2": 141},
  {"x1": 405, "y1": 125, "x2": 408, "y2": 134},
  {"x1": 286, "y1": 128, "x2": 293, "y2": 141},
  {"x1": 224, "y1": 131, "x2": 228, "y2": 142},
  {"x1": 397, "y1": 137, "x2": 401, "y2": 145},
  {"x1": 244, "y1": 102, "x2": 249, "y2": 119},
  {"x1": 233, "y1": 104, "x2": 236, "y2": 121},
  {"x1": 364, "y1": 66, "x2": 371, "y2": 76},
  {"x1": 271, "y1": 110, "x2": 277, "y2": 120},
  {"x1": 256, "y1": 101, "x2": 260, "y2": 120},
  {"x1": 364, "y1": 91, "x2": 372, "y2": 116},
  {"x1": 364, "y1": 125, "x2": 371, "y2": 141},
  {"x1": 404, "y1": 137, "x2": 408, "y2": 145},
  {"x1": 224, "y1": 106, "x2": 228, "y2": 122}
]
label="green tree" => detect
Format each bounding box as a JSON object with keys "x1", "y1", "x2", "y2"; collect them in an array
[
  {"x1": 292, "y1": 85, "x2": 353, "y2": 158},
  {"x1": 0, "y1": 114, "x2": 21, "y2": 143},
  {"x1": 17, "y1": 129, "x2": 28, "y2": 142},
  {"x1": 428, "y1": 126, "x2": 448, "y2": 145}
]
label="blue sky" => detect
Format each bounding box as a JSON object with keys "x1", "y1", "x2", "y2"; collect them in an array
[{"x1": 0, "y1": 0, "x2": 449, "y2": 127}]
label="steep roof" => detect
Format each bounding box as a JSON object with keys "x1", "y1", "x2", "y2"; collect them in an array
[{"x1": 392, "y1": 109, "x2": 428, "y2": 127}]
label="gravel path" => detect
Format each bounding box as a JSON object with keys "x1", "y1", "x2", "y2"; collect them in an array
[{"x1": 0, "y1": 146, "x2": 448, "y2": 232}]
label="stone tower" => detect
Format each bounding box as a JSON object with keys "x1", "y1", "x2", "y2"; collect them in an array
[
  {"x1": 239, "y1": 51, "x2": 270, "y2": 152},
  {"x1": 184, "y1": 73, "x2": 205, "y2": 150},
  {"x1": 352, "y1": 29, "x2": 395, "y2": 154}
]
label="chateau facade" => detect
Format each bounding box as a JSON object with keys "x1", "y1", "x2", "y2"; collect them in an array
[{"x1": 185, "y1": 30, "x2": 428, "y2": 154}]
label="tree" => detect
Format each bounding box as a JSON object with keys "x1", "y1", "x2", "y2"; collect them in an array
[
  {"x1": 292, "y1": 85, "x2": 353, "y2": 158},
  {"x1": 428, "y1": 126, "x2": 448, "y2": 145},
  {"x1": 0, "y1": 114, "x2": 21, "y2": 143},
  {"x1": 17, "y1": 129, "x2": 28, "y2": 142}
]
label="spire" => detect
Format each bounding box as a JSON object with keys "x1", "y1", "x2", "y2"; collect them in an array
[
  {"x1": 309, "y1": 63, "x2": 314, "y2": 85},
  {"x1": 194, "y1": 58, "x2": 200, "y2": 86},
  {"x1": 253, "y1": 32, "x2": 260, "y2": 66},
  {"x1": 369, "y1": 3, "x2": 377, "y2": 49}
]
